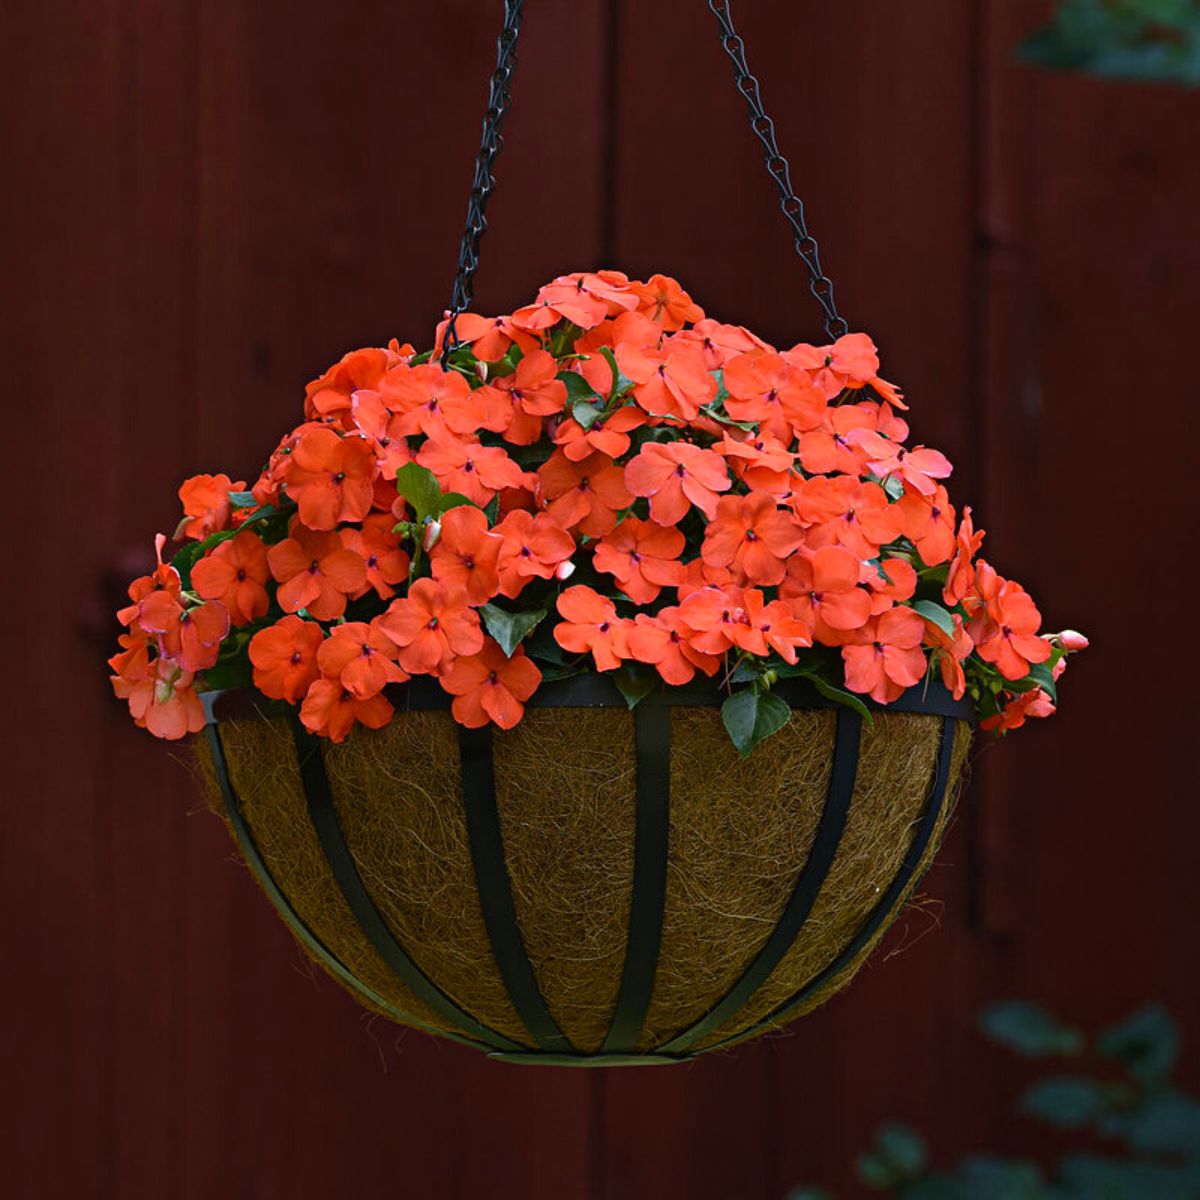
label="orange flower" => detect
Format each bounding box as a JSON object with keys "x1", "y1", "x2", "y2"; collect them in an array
[
  {"x1": 675, "y1": 318, "x2": 770, "y2": 370},
  {"x1": 267, "y1": 525, "x2": 367, "y2": 621},
  {"x1": 675, "y1": 585, "x2": 753, "y2": 656},
  {"x1": 191, "y1": 531, "x2": 270, "y2": 626},
  {"x1": 117, "y1": 535, "x2": 181, "y2": 627},
  {"x1": 722, "y1": 352, "x2": 825, "y2": 440},
  {"x1": 429, "y1": 505, "x2": 503, "y2": 604},
  {"x1": 794, "y1": 405, "x2": 876, "y2": 475},
  {"x1": 316, "y1": 618, "x2": 408, "y2": 699},
  {"x1": 633, "y1": 273, "x2": 704, "y2": 330},
  {"x1": 439, "y1": 639, "x2": 543, "y2": 729},
  {"x1": 477, "y1": 349, "x2": 569, "y2": 444},
  {"x1": 537, "y1": 449, "x2": 633, "y2": 537},
  {"x1": 177, "y1": 474, "x2": 245, "y2": 540},
  {"x1": 135, "y1": 590, "x2": 230, "y2": 673},
  {"x1": 417, "y1": 436, "x2": 524, "y2": 507},
  {"x1": 110, "y1": 637, "x2": 205, "y2": 740},
  {"x1": 340, "y1": 514, "x2": 411, "y2": 601},
  {"x1": 627, "y1": 608, "x2": 722, "y2": 685},
  {"x1": 349, "y1": 389, "x2": 416, "y2": 480},
  {"x1": 380, "y1": 362, "x2": 502, "y2": 439},
  {"x1": 966, "y1": 567, "x2": 1051, "y2": 680},
  {"x1": 553, "y1": 585, "x2": 630, "y2": 671},
  {"x1": 943, "y1": 506, "x2": 984, "y2": 606},
  {"x1": 433, "y1": 311, "x2": 516, "y2": 362},
  {"x1": 743, "y1": 588, "x2": 813, "y2": 663},
  {"x1": 624, "y1": 441, "x2": 730, "y2": 525},
  {"x1": 494, "y1": 509, "x2": 576, "y2": 598},
  {"x1": 841, "y1": 608, "x2": 928, "y2": 703},
  {"x1": 719, "y1": 431, "x2": 797, "y2": 496},
  {"x1": 304, "y1": 345, "x2": 404, "y2": 422},
  {"x1": 780, "y1": 546, "x2": 873, "y2": 638},
  {"x1": 980, "y1": 687, "x2": 1056, "y2": 733},
  {"x1": 248, "y1": 615, "x2": 324, "y2": 702},
  {"x1": 552, "y1": 405, "x2": 646, "y2": 462},
  {"x1": 924, "y1": 613, "x2": 974, "y2": 700},
  {"x1": 702, "y1": 492, "x2": 801, "y2": 586},
  {"x1": 675, "y1": 556, "x2": 736, "y2": 599},
  {"x1": 792, "y1": 476, "x2": 904, "y2": 559},
  {"x1": 785, "y1": 332, "x2": 885, "y2": 399},
  {"x1": 300, "y1": 679, "x2": 393, "y2": 743},
  {"x1": 593, "y1": 517, "x2": 685, "y2": 604},
  {"x1": 617, "y1": 339, "x2": 716, "y2": 422},
  {"x1": 865, "y1": 556, "x2": 919, "y2": 615},
  {"x1": 280, "y1": 427, "x2": 376, "y2": 530},
  {"x1": 377, "y1": 578, "x2": 484, "y2": 674},
  {"x1": 534, "y1": 271, "x2": 639, "y2": 329},
  {"x1": 896, "y1": 483, "x2": 956, "y2": 566}
]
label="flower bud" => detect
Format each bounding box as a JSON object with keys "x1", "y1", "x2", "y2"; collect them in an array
[
  {"x1": 1054, "y1": 629, "x2": 1089, "y2": 651},
  {"x1": 423, "y1": 519, "x2": 441, "y2": 552},
  {"x1": 555, "y1": 559, "x2": 576, "y2": 582}
]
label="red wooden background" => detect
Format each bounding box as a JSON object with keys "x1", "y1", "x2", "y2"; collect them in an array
[{"x1": 3, "y1": 1, "x2": 1197, "y2": 1196}]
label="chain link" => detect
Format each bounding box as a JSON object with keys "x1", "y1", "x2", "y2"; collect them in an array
[
  {"x1": 707, "y1": 0, "x2": 848, "y2": 341},
  {"x1": 442, "y1": 0, "x2": 526, "y2": 366}
]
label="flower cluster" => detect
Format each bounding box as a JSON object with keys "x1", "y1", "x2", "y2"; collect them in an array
[{"x1": 109, "y1": 270, "x2": 1084, "y2": 752}]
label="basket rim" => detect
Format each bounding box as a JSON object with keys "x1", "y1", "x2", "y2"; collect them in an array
[{"x1": 200, "y1": 673, "x2": 975, "y2": 726}]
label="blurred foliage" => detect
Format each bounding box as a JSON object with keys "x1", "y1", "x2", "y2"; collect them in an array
[
  {"x1": 1019, "y1": 0, "x2": 1200, "y2": 84},
  {"x1": 786, "y1": 1002, "x2": 1200, "y2": 1199}
]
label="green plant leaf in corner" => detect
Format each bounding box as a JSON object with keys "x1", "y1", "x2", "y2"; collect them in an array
[
  {"x1": 479, "y1": 603, "x2": 547, "y2": 657},
  {"x1": 394, "y1": 463, "x2": 444, "y2": 523},
  {"x1": 807, "y1": 675, "x2": 875, "y2": 726},
  {"x1": 912, "y1": 599, "x2": 956, "y2": 638},
  {"x1": 613, "y1": 663, "x2": 658, "y2": 709},
  {"x1": 721, "y1": 688, "x2": 791, "y2": 758}
]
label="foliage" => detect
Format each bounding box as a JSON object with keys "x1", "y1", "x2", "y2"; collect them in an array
[
  {"x1": 788, "y1": 1002, "x2": 1200, "y2": 1198},
  {"x1": 1019, "y1": 0, "x2": 1200, "y2": 85},
  {"x1": 108, "y1": 270, "x2": 1084, "y2": 749}
]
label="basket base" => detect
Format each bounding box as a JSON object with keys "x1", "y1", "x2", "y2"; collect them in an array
[{"x1": 486, "y1": 1051, "x2": 689, "y2": 1068}]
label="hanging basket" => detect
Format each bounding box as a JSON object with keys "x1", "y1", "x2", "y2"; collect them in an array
[{"x1": 201, "y1": 678, "x2": 972, "y2": 1064}]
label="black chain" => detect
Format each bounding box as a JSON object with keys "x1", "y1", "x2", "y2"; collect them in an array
[
  {"x1": 707, "y1": 0, "x2": 848, "y2": 342},
  {"x1": 442, "y1": 0, "x2": 848, "y2": 362},
  {"x1": 442, "y1": 0, "x2": 526, "y2": 366}
]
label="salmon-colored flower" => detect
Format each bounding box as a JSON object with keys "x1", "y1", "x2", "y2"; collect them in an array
[
  {"x1": 191, "y1": 531, "x2": 270, "y2": 626},
  {"x1": 178, "y1": 474, "x2": 245, "y2": 541},
  {"x1": 534, "y1": 271, "x2": 639, "y2": 329},
  {"x1": 593, "y1": 517, "x2": 685, "y2": 604},
  {"x1": 377, "y1": 578, "x2": 484, "y2": 674},
  {"x1": 617, "y1": 340, "x2": 716, "y2": 422},
  {"x1": 966, "y1": 568, "x2": 1051, "y2": 680},
  {"x1": 981, "y1": 687, "x2": 1055, "y2": 733},
  {"x1": 538, "y1": 450, "x2": 633, "y2": 537},
  {"x1": 349, "y1": 389, "x2": 416, "y2": 479},
  {"x1": 719, "y1": 430, "x2": 797, "y2": 496},
  {"x1": 625, "y1": 441, "x2": 730, "y2": 525},
  {"x1": 439, "y1": 639, "x2": 543, "y2": 729},
  {"x1": 785, "y1": 333, "x2": 904, "y2": 405},
  {"x1": 248, "y1": 615, "x2": 324, "y2": 702},
  {"x1": 280, "y1": 427, "x2": 376, "y2": 530},
  {"x1": 675, "y1": 318, "x2": 770, "y2": 370},
  {"x1": 135, "y1": 590, "x2": 230, "y2": 673},
  {"x1": 794, "y1": 405, "x2": 876, "y2": 476},
  {"x1": 117, "y1": 535, "x2": 181, "y2": 627},
  {"x1": 675, "y1": 585, "x2": 753, "y2": 656},
  {"x1": 417, "y1": 436, "x2": 524, "y2": 507},
  {"x1": 552, "y1": 405, "x2": 646, "y2": 462},
  {"x1": 429, "y1": 505, "x2": 503, "y2": 604},
  {"x1": 780, "y1": 546, "x2": 873, "y2": 638},
  {"x1": 553, "y1": 586, "x2": 629, "y2": 671},
  {"x1": 304, "y1": 345, "x2": 404, "y2": 422},
  {"x1": 841, "y1": 608, "x2": 928, "y2": 703},
  {"x1": 896, "y1": 483, "x2": 956, "y2": 566},
  {"x1": 379, "y1": 362, "x2": 502, "y2": 439},
  {"x1": 925, "y1": 613, "x2": 974, "y2": 700},
  {"x1": 300, "y1": 679, "x2": 394, "y2": 743},
  {"x1": 943, "y1": 506, "x2": 984, "y2": 606},
  {"x1": 702, "y1": 492, "x2": 801, "y2": 586},
  {"x1": 626, "y1": 608, "x2": 722, "y2": 685},
  {"x1": 723, "y1": 352, "x2": 825, "y2": 440},
  {"x1": 433, "y1": 311, "x2": 516, "y2": 362},
  {"x1": 633, "y1": 273, "x2": 704, "y2": 330},
  {"x1": 865, "y1": 556, "x2": 918, "y2": 616},
  {"x1": 267, "y1": 526, "x2": 367, "y2": 621},
  {"x1": 494, "y1": 509, "x2": 576, "y2": 598},
  {"x1": 793, "y1": 476, "x2": 904, "y2": 559},
  {"x1": 341, "y1": 514, "x2": 411, "y2": 601},
  {"x1": 316, "y1": 618, "x2": 408, "y2": 699},
  {"x1": 676, "y1": 556, "x2": 736, "y2": 599},
  {"x1": 110, "y1": 637, "x2": 206, "y2": 740},
  {"x1": 742, "y1": 588, "x2": 813, "y2": 663}
]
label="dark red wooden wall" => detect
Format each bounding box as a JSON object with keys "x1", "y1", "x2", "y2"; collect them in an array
[{"x1": 3, "y1": 2, "x2": 1197, "y2": 1197}]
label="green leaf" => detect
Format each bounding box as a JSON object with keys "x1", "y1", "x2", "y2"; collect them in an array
[
  {"x1": 596, "y1": 345, "x2": 624, "y2": 398},
  {"x1": 612, "y1": 663, "x2": 659, "y2": 709},
  {"x1": 559, "y1": 371, "x2": 601, "y2": 403},
  {"x1": 882, "y1": 474, "x2": 906, "y2": 500},
  {"x1": 1104, "y1": 1089, "x2": 1200, "y2": 1156},
  {"x1": 721, "y1": 688, "x2": 791, "y2": 758},
  {"x1": 912, "y1": 599, "x2": 956, "y2": 637},
  {"x1": 227, "y1": 490, "x2": 258, "y2": 509},
  {"x1": 1097, "y1": 1005, "x2": 1179, "y2": 1085},
  {"x1": 808, "y1": 674, "x2": 875, "y2": 725},
  {"x1": 478, "y1": 603, "x2": 547, "y2": 657},
  {"x1": 437, "y1": 493, "x2": 477, "y2": 515},
  {"x1": 572, "y1": 400, "x2": 604, "y2": 431},
  {"x1": 394, "y1": 463, "x2": 444, "y2": 523},
  {"x1": 874, "y1": 1125, "x2": 927, "y2": 1176},
  {"x1": 1019, "y1": 1077, "x2": 1110, "y2": 1129},
  {"x1": 483, "y1": 495, "x2": 500, "y2": 525},
  {"x1": 980, "y1": 1001, "x2": 1083, "y2": 1058}
]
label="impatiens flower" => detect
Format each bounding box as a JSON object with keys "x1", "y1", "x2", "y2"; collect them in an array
[
  {"x1": 795, "y1": 404, "x2": 877, "y2": 476},
  {"x1": 117, "y1": 534, "x2": 181, "y2": 626},
  {"x1": 432, "y1": 311, "x2": 517, "y2": 362},
  {"x1": 340, "y1": 514, "x2": 411, "y2": 601},
  {"x1": 966, "y1": 566, "x2": 1052, "y2": 680},
  {"x1": 864, "y1": 556, "x2": 918, "y2": 615},
  {"x1": 677, "y1": 318, "x2": 770, "y2": 370},
  {"x1": 785, "y1": 332, "x2": 899, "y2": 402},
  {"x1": 624, "y1": 441, "x2": 730, "y2": 525},
  {"x1": 304, "y1": 344, "x2": 404, "y2": 422},
  {"x1": 534, "y1": 271, "x2": 639, "y2": 329},
  {"x1": 852, "y1": 430, "x2": 953, "y2": 497},
  {"x1": 429, "y1": 505, "x2": 503, "y2": 604},
  {"x1": 191, "y1": 531, "x2": 270, "y2": 626},
  {"x1": 377, "y1": 578, "x2": 484, "y2": 675},
  {"x1": 841, "y1": 608, "x2": 928, "y2": 703},
  {"x1": 742, "y1": 588, "x2": 812, "y2": 663},
  {"x1": 552, "y1": 405, "x2": 646, "y2": 462},
  {"x1": 537, "y1": 450, "x2": 633, "y2": 537},
  {"x1": 379, "y1": 362, "x2": 501, "y2": 439},
  {"x1": 676, "y1": 556, "x2": 736, "y2": 599},
  {"x1": 177, "y1": 473, "x2": 244, "y2": 540},
  {"x1": 719, "y1": 431, "x2": 797, "y2": 496},
  {"x1": 554, "y1": 586, "x2": 629, "y2": 671},
  {"x1": 267, "y1": 525, "x2": 367, "y2": 621},
  {"x1": 110, "y1": 638, "x2": 205, "y2": 740},
  {"x1": 943, "y1": 506, "x2": 984, "y2": 606},
  {"x1": 593, "y1": 517, "x2": 686, "y2": 604},
  {"x1": 316, "y1": 618, "x2": 408, "y2": 700},
  {"x1": 439, "y1": 639, "x2": 543, "y2": 729},
  {"x1": 780, "y1": 546, "x2": 873, "y2": 637},
  {"x1": 675, "y1": 586, "x2": 753, "y2": 656},
  {"x1": 417, "y1": 436, "x2": 524, "y2": 507},
  {"x1": 617, "y1": 340, "x2": 716, "y2": 422},
  {"x1": 280, "y1": 427, "x2": 376, "y2": 530},
  {"x1": 793, "y1": 476, "x2": 905, "y2": 559},
  {"x1": 349, "y1": 390, "x2": 417, "y2": 479},
  {"x1": 632, "y1": 273, "x2": 704, "y2": 330},
  {"x1": 702, "y1": 492, "x2": 801, "y2": 586},
  {"x1": 248, "y1": 615, "x2": 323, "y2": 702},
  {"x1": 981, "y1": 687, "x2": 1056, "y2": 733},
  {"x1": 722, "y1": 352, "x2": 825, "y2": 440},
  {"x1": 300, "y1": 679, "x2": 393, "y2": 744},
  {"x1": 627, "y1": 608, "x2": 721, "y2": 685},
  {"x1": 925, "y1": 613, "x2": 974, "y2": 700},
  {"x1": 135, "y1": 590, "x2": 230, "y2": 673},
  {"x1": 896, "y1": 483, "x2": 956, "y2": 566},
  {"x1": 494, "y1": 509, "x2": 576, "y2": 598}
]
